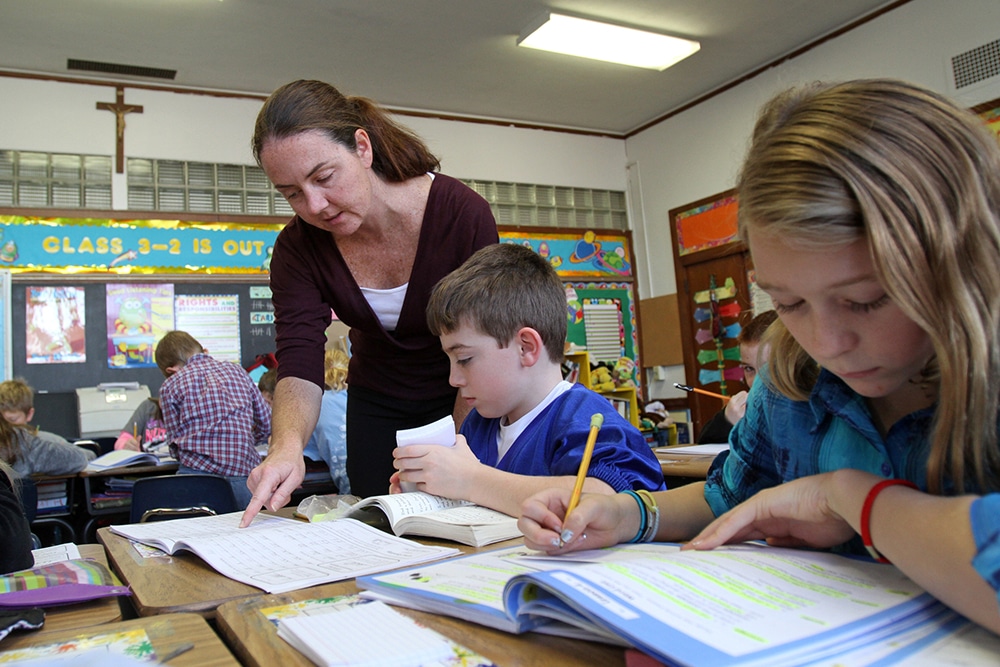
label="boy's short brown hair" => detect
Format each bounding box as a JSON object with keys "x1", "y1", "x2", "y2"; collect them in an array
[
  {"x1": 154, "y1": 331, "x2": 205, "y2": 375},
  {"x1": 0, "y1": 379, "x2": 34, "y2": 414}
]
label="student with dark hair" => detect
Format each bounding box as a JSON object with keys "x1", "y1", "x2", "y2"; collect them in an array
[
  {"x1": 697, "y1": 310, "x2": 778, "y2": 443},
  {"x1": 0, "y1": 459, "x2": 32, "y2": 574},
  {"x1": 392, "y1": 244, "x2": 664, "y2": 517}
]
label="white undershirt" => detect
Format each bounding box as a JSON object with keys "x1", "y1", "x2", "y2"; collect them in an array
[
  {"x1": 360, "y1": 283, "x2": 408, "y2": 331},
  {"x1": 358, "y1": 172, "x2": 434, "y2": 331},
  {"x1": 497, "y1": 380, "x2": 573, "y2": 461}
]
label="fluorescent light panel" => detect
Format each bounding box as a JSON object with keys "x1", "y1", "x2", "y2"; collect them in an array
[{"x1": 518, "y1": 13, "x2": 700, "y2": 71}]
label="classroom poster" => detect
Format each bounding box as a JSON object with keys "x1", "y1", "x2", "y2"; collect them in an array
[
  {"x1": 105, "y1": 283, "x2": 175, "y2": 369},
  {"x1": 24, "y1": 286, "x2": 86, "y2": 364},
  {"x1": 174, "y1": 294, "x2": 241, "y2": 363}
]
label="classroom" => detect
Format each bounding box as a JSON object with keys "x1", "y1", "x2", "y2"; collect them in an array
[{"x1": 1, "y1": 0, "x2": 999, "y2": 664}]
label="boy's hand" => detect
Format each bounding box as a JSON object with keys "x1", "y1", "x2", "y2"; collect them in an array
[{"x1": 392, "y1": 434, "x2": 479, "y2": 499}]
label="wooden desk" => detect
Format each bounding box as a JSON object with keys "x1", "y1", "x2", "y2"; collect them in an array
[
  {"x1": 655, "y1": 446, "x2": 718, "y2": 486},
  {"x1": 0, "y1": 612, "x2": 239, "y2": 666},
  {"x1": 36, "y1": 544, "x2": 124, "y2": 635},
  {"x1": 215, "y1": 550, "x2": 626, "y2": 667},
  {"x1": 98, "y1": 526, "x2": 263, "y2": 619}
]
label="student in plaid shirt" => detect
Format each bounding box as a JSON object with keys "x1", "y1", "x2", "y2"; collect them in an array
[{"x1": 156, "y1": 331, "x2": 271, "y2": 508}]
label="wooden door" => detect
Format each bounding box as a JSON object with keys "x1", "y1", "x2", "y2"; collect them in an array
[{"x1": 668, "y1": 191, "x2": 754, "y2": 440}]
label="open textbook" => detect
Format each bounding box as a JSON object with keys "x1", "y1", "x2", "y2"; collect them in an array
[
  {"x1": 345, "y1": 491, "x2": 521, "y2": 547},
  {"x1": 358, "y1": 542, "x2": 985, "y2": 667},
  {"x1": 109, "y1": 512, "x2": 460, "y2": 594},
  {"x1": 86, "y1": 449, "x2": 173, "y2": 471}
]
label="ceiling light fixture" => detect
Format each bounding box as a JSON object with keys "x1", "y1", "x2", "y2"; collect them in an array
[{"x1": 517, "y1": 13, "x2": 700, "y2": 71}]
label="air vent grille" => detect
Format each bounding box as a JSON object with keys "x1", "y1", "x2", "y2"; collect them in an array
[
  {"x1": 952, "y1": 38, "x2": 1000, "y2": 89},
  {"x1": 67, "y1": 58, "x2": 177, "y2": 80}
]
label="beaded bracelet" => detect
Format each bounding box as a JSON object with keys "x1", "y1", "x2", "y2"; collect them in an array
[
  {"x1": 635, "y1": 489, "x2": 660, "y2": 543},
  {"x1": 622, "y1": 490, "x2": 647, "y2": 543},
  {"x1": 860, "y1": 479, "x2": 917, "y2": 563}
]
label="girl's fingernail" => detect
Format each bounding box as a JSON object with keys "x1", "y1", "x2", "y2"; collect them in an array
[{"x1": 560, "y1": 529, "x2": 574, "y2": 544}]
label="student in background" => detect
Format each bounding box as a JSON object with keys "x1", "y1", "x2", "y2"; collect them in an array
[
  {"x1": 696, "y1": 310, "x2": 778, "y2": 444},
  {"x1": 243, "y1": 79, "x2": 498, "y2": 523},
  {"x1": 257, "y1": 369, "x2": 277, "y2": 407},
  {"x1": 391, "y1": 244, "x2": 664, "y2": 517},
  {"x1": 519, "y1": 79, "x2": 1000, "y2": 633},
  {"x1": 301, "y1": 349, "x2": 351, "y2": 495},
  {"x1": 0, "y1": 415, "x2": 93, "y2": 477},
  {"x1": 0, "y1": 379, "x2": 73, "y2": 446},
  {"x1": 156, "y1": 331, "x2": 271, "y2": 508},
  {"x1": 115, "y1": 398, "x2": 167, "y2": 452},
  {"x1": 0, "y1": 459, "x2": 33, "y2": 574}
]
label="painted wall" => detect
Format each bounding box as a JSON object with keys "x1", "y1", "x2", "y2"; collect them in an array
[
  {"x1": 627, "y1": 0, "x2": 1000, "y2": 398},
  {"x1": 0, "y1": 77, "x2": 627, "y2": 190}
]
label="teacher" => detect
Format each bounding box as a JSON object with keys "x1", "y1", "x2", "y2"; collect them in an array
[{"x1": 242, "y1": 80, "x2": 498, "y2": 521}]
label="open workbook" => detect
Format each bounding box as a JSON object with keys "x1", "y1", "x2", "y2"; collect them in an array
[
  {"x1": 109, "y1": 512, "x2": 460, "y2": 594},
  {"x1": 344, "y1": 491, "x2": 522, "y2": 547},
  {"x1": 358, "y1": 542, "x2": 980, "y2": 667},
  {"x1": 86, "y1": 449, "x2": 172, "y2": 471}
]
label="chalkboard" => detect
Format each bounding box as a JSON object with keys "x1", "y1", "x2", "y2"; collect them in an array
[{"x1": 11, "y1": 278, "x2": 276, "y2": 396}]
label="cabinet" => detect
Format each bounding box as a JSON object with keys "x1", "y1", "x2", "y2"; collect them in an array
[{"x1": 564, "y1": 351, "x2": 640, "y2": 427}]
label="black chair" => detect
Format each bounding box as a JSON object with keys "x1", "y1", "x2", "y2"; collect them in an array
[
  {"x1": 129, "y1": 474, "x2": 238, "y2": 523},
  {"x1": 17, "y1": 477, "x2": 41, "y2": 549}
]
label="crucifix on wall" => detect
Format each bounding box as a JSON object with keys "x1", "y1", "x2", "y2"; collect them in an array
[{"x1": 96, "y1": 87, "x2": 143, "y2": 173}]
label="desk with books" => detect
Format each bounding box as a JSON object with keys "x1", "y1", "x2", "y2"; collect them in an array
[
  {"x1": 35, "y1": 544, "x2": 123, "y2": 634},
  {"x1": 214, "y1": 572, "x2": 626, "y2": 667},
  {"x1": 0, "y1": 612, "x2": 239, "y2": 666},
  {"x1": 79, "y1": 459, "x2": 179, "y2": 542},
  {"x1": 97, "y1": 524, "x2": 264, "y2": 618}
]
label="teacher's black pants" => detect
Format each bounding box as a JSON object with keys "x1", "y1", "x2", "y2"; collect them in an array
[{"x1": 345, "y1": 385, "x2": 456, "y2": 498}]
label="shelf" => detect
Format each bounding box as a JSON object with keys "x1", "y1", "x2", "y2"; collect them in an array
[{"x1": 564, "y1": 350, "x2": 639, "y2": 427}]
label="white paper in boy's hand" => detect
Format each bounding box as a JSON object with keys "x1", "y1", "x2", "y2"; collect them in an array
[{"x1": 395, "y1": 415, "x2": 456, "y2": 492}]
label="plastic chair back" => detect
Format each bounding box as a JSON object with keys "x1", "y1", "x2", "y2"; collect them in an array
[{"x1": 129, "y1": 473, "x2": 238, "y2": 523}]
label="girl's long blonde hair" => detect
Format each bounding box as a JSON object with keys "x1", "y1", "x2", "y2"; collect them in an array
[{"x1": 737, "y1": 79, "x2": 1000, "y2": 494}]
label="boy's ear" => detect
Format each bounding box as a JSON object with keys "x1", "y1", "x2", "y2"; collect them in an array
[
  {"x1": 515, "y1": 327, "x2": 545, "y2": 367},
  {"x1": 164, "y1": 364, "x2": 184, "y2": 377}
]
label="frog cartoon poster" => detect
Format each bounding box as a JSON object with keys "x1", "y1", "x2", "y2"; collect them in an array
[{"x1": 106, "y1": 284, "x2": 174, "y2": 369}]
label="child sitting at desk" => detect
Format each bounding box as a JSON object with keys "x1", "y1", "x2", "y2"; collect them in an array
[
  {"x1": 156, "y1": 331, "x2": 272, "y2": 508},
  {"x1": 0, "y1": 378, "x2": 75, "y2": 447},
  {"x1": 115, "y1": 397, "x2": 167, "y2": 453},
  {"x1": 0, "y1": 414, "x2": 94, "y2": 477},
  {"x1": 390, "y1": 243, "x2": 664, "y2": 517},
  {"x1": 518, "y1": 79, "x2": 1000, "y2": 635}
]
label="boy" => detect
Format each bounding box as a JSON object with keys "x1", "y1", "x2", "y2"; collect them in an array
[
  {"x1": 391, "y1": 244, "x2": 664, "y2": 517},
  {"x1": 155, "y1": 331, "x2": 271, "y2": 508},
  {"x1": 0, "y1": 378, "x2": 74, "y2": 446}
]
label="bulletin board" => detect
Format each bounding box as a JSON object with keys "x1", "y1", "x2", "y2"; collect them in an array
[
  {"x1": 564, "y1": 281, "x2": 637, "y2": 364},
  {"x1": 11, "y1": 278, "x2": 275, "y2": 395}
]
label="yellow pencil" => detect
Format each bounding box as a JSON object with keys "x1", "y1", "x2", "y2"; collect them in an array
[
  {"x1": 560, "y1": 413, "x2": 603, "y2": 545},
  {"x1": 133, "y1": 424, "x2": 137, "y2": 438}
]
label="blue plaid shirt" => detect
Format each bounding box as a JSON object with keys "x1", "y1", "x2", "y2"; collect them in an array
[{"x1": 705, "y1": 368, "x2": 934, "y2": 518}]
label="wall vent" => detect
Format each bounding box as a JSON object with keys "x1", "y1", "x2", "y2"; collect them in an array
[
  {"x1": 67, "y1": 59, "x2": 176, "y2": 80},
  {"x1": 951, "y1": 38, "x2": 1000, "y2": 89}
]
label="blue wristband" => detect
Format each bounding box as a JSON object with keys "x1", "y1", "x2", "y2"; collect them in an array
[{"x1": 621, "y1": 490, "x2": 646, "y2": 544}]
